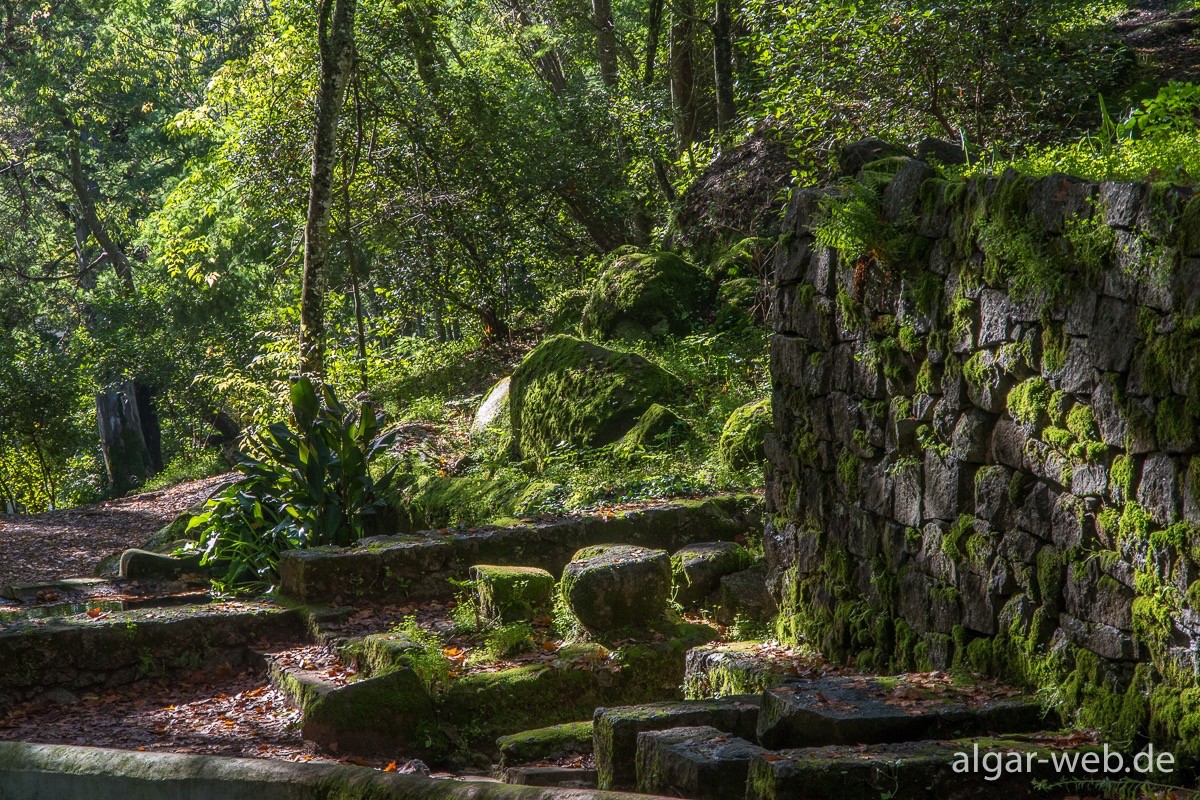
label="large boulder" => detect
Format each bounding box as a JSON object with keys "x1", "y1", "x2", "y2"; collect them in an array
[
  {"x1": 718, "y1": 398, "x2": 772, "y2": 470},
  {"x1": 509, "y1": 335, "x2": 683, "y2": 461},
  {"x1": 560, "y1": 544, "x2": 671, "y2": 634},
  {"x1": 471, "y1": 565, "x2": 556, "y2": 623},
  {"x1": 580, "y1": 251, "x2": 716, "y2": 340}
]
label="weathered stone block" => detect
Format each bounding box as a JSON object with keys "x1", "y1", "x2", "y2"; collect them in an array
[
  {"x1": 922, "y1": 451, "x2": 972, "y2": 521},
  {"x1": 1137, "y1": 453, "x2": 1180, "y2": 527},
  {"x1": 756, "y1": 676, "x2": 1044, "y2": 749},
  {"x1": 1088, "y1": 297, "x2": 1137, "y2": 371},
  {"x1": 636, "y1": 726, "x2": 765, "y2": 800}
]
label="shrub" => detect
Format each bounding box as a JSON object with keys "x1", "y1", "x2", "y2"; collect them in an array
[{"x1": 189, "y1": 376, "x2": 396, "y2": 589}]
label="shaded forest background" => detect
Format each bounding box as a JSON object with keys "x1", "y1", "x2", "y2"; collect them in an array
[{"x1": 0, "y1": 0, "x2": 1191, "y2": 516}]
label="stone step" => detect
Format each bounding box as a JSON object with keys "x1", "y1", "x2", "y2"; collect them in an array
[
  {"x1": 636, "y1": 725, "x2": 765, "y2": 800},
  {"x1": 757, "y1": 674, "x2": 1048, "y2": 749},
  {"x1": 594, "y1": 695, "x2": 761, "y2": 790},
  {"x1": 496, "y1": 721, "x2": 594, "y2": 770},
  {"x1": 745, "y1": 735, "x2": 1102, "y2": 800},
  {"x1": 503, "y1": 765, "x2": 599, "y2": 787},
  {"x1": 684, "y1": 641, "x2": 817, "y2": 699},
  {"x1": 278, "y1": 497, "x2": 757, "y2": 604}
]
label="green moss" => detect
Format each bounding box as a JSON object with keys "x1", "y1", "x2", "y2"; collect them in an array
[
  {"x1": 1156, "y1": 396, "x2": 1195, "y2": 451},
  {"x1": 942, "y1": 515, "x2": 976, "y2": 562},
  {"x1": 718, "y1": 398, "x2": 772, "y2": 470},
  {"x1": 471, "y1": 565, "x2": 556, "y2": 624},
  {"x1": 915, "y1": 360, "x2": 936, "y2": 394},
  {"x1": 1041, "y1": 322, "x2": 1068, "y2": 373},
  {"x1": 1035, "y1": 547, "x2": 1063, "y2": 607},
  {"x1": 508, "y1": 335, "x2": 684, "y2": 462},
  {"x1": 1119, "y1": 502, "x2": 1153, "y2": 543},
  {"x1": 835, "y1": 450, "x2": 862, "y2": 497},
  {"x1": 579, "y1": 251, "x2": 716, "y2": 340},
  {"x1": 1007, "y1": 377, "x2": 1053, "y2": 427},
  {"x1": 496, "y1": 720, "x2": 593, "y2": 767}
]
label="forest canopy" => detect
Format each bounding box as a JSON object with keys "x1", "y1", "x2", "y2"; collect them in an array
[{"x1": 0, "y1": 0, "x2": 1189, "y2": 517}]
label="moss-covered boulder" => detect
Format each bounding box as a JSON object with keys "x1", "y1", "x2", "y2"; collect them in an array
[
  {"x1": 718, "y1": 398, "x2": 772, "y2": 470},
  {"x1": 614, "y1": 404, "x2": 691, "y2": 457},
  {"x1": 509, "y1": 335, "x2": 683, "y2": 461},
  {"x1": 671, "y1": 542, "x2": 747, "y2": 608},
  {"x1": 580, "y1": 251, "x2": 716, "y2": 340},
  {"x1": 471, "y1": 565, "x2": 555, "y2": 623},
  {"x1": 560, "y1": 545, "x2": 671, "y2": 634}
]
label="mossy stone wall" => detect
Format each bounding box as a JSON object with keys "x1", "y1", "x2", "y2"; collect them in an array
[{"x1": 766, "y1": 164, "x2": 1200, "y2": 759}]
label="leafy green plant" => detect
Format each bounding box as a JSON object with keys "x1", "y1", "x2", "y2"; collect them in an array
[
  {"x1": 483, "y1": 622, "x2": 537, "y2": 660},
  {"x1": 395, "y1": 616, "x2": 452, "y2": 693},
  {"x1": 189, "y1": 376, "x2": 397, "y2": 590}
]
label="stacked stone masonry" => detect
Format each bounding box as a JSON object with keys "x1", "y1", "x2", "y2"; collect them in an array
[{"x1": 766, "y1": 163, "x2": 1200, "y2": 756}]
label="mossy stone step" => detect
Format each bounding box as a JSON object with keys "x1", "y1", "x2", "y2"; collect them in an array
[
  {"x1": 279, "y1": 498, "x2": 756, "y2": 604},
  {"x1": 471, "y1": 565, "x2": 555, "y2": 624},
  {"x1": 561, "y1": 545, "x2": 671, "y2": 634},
  {"x1": 594, "y1": 695, "x2": 761, "y2": 790},
  {"x1": 683, "y1": 641, "x2": 811, "y2": 700},
  {"x1": 757, "y1": 675, "x2": 1047, "y2": 749},
  {"x1": 503, "y1": 765, "x2": 599, "y2": 788},
  {"x1": 745, "y1": 735, "x2": 1102, "y2": 800},
  {"x1": 265, "y1": 652, "x2": 437, "y2": 756},
  {"x1": 636, "y1": 725, "x2": 765, "y2": 800},
  {"x1": 496, "y1": 721, "x2": 593, "y2": 769},
  {"x1": 671, "y1": 542, "x2": 747, "y2": 608}
]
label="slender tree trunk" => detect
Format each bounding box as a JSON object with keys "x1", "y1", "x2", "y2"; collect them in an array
[
  {"x1": 300, "y1": 0, "x2": 356, "y2": 377},
  {"x1": 712, "y1": 0, "x2": 736, "y2": 134},
  {"x1": 593, "y1": 0, "x2": 618, "y2": 89},
  {"x1": 64, "y1": 128, "x2": 134, "y2": 292},
  {"x1": 669, "y1": 0, "x2": 697, "y2": 153},
  {"x1": 643, "y1": 0, "x2": 663, "y2": 86}
]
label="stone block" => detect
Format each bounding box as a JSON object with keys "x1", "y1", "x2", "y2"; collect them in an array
[{"x1": 636, "y1": 726, "x2": 765, "y2": 800}]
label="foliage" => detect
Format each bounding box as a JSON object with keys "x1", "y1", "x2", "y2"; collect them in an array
[{"x1": 188, "y1": 377, "x2": 396, "y2": 589}]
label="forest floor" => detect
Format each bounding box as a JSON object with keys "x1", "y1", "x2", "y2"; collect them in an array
[
  {"x1": 1116, "y1": 1, "x2": 1200, "y2": 84},
  {"x1": 0, "y1": 474, "x2": 231, "y2": 587}
]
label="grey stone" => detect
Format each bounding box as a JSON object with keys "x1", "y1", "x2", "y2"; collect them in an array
[
  {"x1": 978, "y1": 290, "x2": 1015, "y2": 345},
  {"x1": 1065, "y1": 287, "x2": 1099, "y2": 336},
  {"x1": 1137, "y1": 454, "x2": 1180, "y2": 527},
  {"x1": 504, "y1": 766, "x2": 597, "y2": 787},
  {"x1": 1070, "y1": 462, "x2": 1109, "y2": 498},
  {"x1": 950, "y1": 409, "x2": 993, "y2": 463},
  {"x1": 882, "y1": 158, "x2": 935, "y2": 224},
  {"x1": 1066, "y1": 559, "x2": 1134, "y2": 630},
  {"x1": 990, "y1": 418, "x2": 1029, "y2": 470},
  {"x1": 756, "y1": 675, "x2": 1044, "y2": 749},
  {"x1": 118, "y1": 549, "x2": 190, "y2": 580},
  {"x1": 716, "y1": 566, "x2": 777, "y2": 624},
  {"x1": 594, "y1": 697, "x2": 761, "y2": 790},
  {"x1": 1050, "y1": 493, "x2": 1087, "y2": 550},
  {"x1": 1029, "y1": 174, "x2": 1085, "y2": 234},
  {"x1": 1050, "y1": 336, "x2": 1096, "y2": 394},
  {"x1": 892, "y1": 462, "x2": 923, "y2": 528},
  {"x1": 1089, "y1": 297, "x2": 1137, "y2": 371},
  {"x1": 671, "y1": 543, "x2": 746, "y2": 608},
  {"x1": 636, "y1": 726, "x2": 764, "y2": 800},
  {"x1": 915, "y1": 136, "x2": 967, "y2": 165},
  {"x1": 1060, "y1": 613, "x2": 1142, "y2": 662},
  {"x1": 923, "y1": 451, "x2": 972, "y2": 521},
  {"x1": 960, "y1": 571, "x2": 999, "y2": 634},
  {"x1": 561, "y1": 545, "x2": 671, "y2": 634},
  {"x1": 1100, "y1": 181, "x2": 1146, "y2": 229},
  {"x1": 974, "y1": 465, "x2": 1011, "y2": 525}
]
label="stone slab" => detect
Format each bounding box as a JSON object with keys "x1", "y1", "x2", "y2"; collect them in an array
[
  {"x1": 635, "y1": 725, "x2": 765, "y2": 800},
  {"x1": 594, "y1": 695, "x2": 760, "y2": 790},
  {"x1": 756, "y1": 675, "x2": 1046, "y2": 749}
]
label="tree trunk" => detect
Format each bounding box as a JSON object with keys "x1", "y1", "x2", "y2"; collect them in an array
[
  {"x1": 300, "y1": 0, "x2": 356, "y2": 378},
  {"x1": 96, "y1": 381, "x2": 159, "y2": 497},
  {"x1": 669, "y1": 0, "x2": 697, "y2": 153},
  {"x1": 593, "y1": 0, "x2": 618, "y2": 89},
  {"x1": 65, "y1": 128, "x2": 135, "y2": 292},
  {"x1": 643, "y1": 0, "x2": 663, "y2": 86},
  {"x1": 712, "y1": 0, "x2": 736, "y2": 134}
]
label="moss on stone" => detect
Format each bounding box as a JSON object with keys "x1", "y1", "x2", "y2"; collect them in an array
[
  {"x1": 495, "y1": 720, "x2": 593, "y2": 768},
  {"x1": 718, "y1": 398, "x2": 772, "y2": 470},
  {"x1": 1007, "y1": 377, "x2": 1053, "y2": 427},
  {"x1": 580, "y1": 251, "x2": 716, "y2": 340},
  {"x1": 508, "y1": 335, "x2": 684, "y2": 462},
  {"x1": 470, "y1": 565, "x2": 555, "y2": 624},
  {"x1": 616, "y1": 403, "x2": 691, "y2": 458}
]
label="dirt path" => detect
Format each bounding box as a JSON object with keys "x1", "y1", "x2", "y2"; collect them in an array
[
  {"x1": 0, "y1": 475, "x2": 233, "y2": 587},
  {"x1": 1116, "y1": 1, "x2": 1200, "y2": 84}
]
